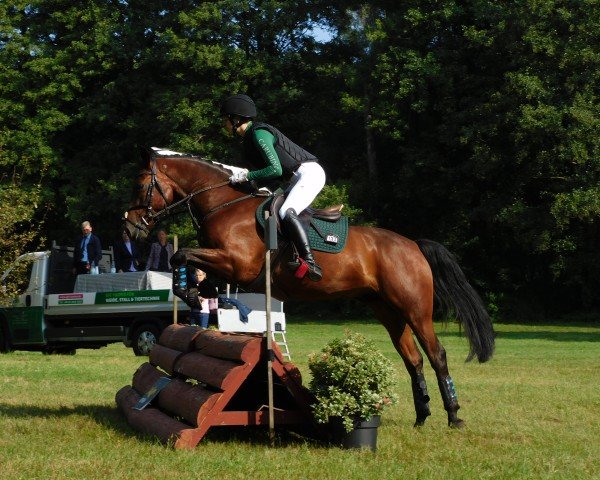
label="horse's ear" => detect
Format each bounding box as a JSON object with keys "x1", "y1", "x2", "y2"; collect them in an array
[{"x1": 138, "y1": 145, "x2": 153, "y2": 166}]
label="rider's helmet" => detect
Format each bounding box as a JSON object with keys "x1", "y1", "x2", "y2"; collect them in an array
[{"x1": 220, "y1": 94, "x2": 257, "y2": 119}]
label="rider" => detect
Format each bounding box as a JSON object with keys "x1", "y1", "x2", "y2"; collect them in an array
[{"x1": 220, "y1": 93, "x2": 325, "y2": 282}]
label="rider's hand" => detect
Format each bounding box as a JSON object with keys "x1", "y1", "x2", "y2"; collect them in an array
[{"x1": 229, "y1": 169, "x2": 249, "y2": 184}]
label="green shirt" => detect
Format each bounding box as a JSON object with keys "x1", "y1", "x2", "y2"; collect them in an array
[{"x1": 245, "y1": 124, "x2": 283, "y2": 181}]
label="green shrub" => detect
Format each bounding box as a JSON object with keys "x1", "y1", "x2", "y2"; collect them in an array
[{"x1": 308, "y1": 331, "x2": 398, "y2": 432}]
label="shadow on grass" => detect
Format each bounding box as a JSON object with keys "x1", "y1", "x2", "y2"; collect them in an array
[
  {"x1": 200, "y1": 424, "x2": 325, "y2": 448},
  {"x1": 0, "y1": 402, "x2": 325, "y2": 448},
  {"x1": 0, "y1": 403, "x2": 133, "y2": 436}
]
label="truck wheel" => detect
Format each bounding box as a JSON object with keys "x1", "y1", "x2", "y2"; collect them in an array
[{"x1": 132, "y1": 324, "x2": 160, "y2": 356}]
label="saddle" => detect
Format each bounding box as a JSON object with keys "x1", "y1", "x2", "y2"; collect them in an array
[
  {"x1": 268, "y1": 193, "x2": 343, "y2": 227},
  {"x1": 256, "y1": 193, "x2": 349, "y2": 255}
]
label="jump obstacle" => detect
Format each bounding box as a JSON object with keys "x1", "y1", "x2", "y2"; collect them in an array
[{"x1": 116, "y1": 324, "x2": 318, "y2": 449}]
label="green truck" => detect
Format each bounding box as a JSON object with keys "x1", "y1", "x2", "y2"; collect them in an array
[{"x1": 0, "y1": 244, "x2": 189, "y2": 355}]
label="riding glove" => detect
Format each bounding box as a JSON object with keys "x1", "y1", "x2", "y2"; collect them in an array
[{"x1": 229, "y1": 170, "x2": 249, "y2": 183}]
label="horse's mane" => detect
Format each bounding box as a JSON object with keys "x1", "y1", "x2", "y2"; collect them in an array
[{"x1": 151, "y1": 147, "x2": 240, "y2": 177}]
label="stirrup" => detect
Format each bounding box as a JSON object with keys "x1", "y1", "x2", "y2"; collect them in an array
[
  {"x1": 306, "y1": 261, "x2": 322, "y2": 282},
  {"x1": 290, "y1": 258, "x2": 322, "y2": 282},
  {"x1": 287, "y1": 259, "x2": 301, "y2": 270},
  {"x1": 287, "y1": 253, "x2": 302, "y2": 271}
]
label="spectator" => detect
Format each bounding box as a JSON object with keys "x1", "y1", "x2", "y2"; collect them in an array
[
  {"x1": 189, "y1": 268, "x2": 218, "y2": 328},
  {"x1": 145, "y1": 228, "x2": 174, "y2": 272},
  {"x1": 72, "y1": 221, "x2": 102, "y2": 275},
  {"x1": 114, "y1": 230, "x2": 141, "y2": 272}
]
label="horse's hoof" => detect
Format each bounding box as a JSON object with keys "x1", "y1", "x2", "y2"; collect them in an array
[
  {"x1": 413, "y1": 411, "x2": 431, "y2": 428},
  {"x1": 449, "y1": 418, "x2": 466, "y2": 429}
]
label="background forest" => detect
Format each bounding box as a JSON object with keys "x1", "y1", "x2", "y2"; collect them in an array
[{"x1": 1, "y1": 0, "x2": 599, "y2": 318}]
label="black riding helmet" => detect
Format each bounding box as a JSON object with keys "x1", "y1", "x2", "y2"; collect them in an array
[{"x1": 220, "y1": 94, "x2": 257, "y2": 119}]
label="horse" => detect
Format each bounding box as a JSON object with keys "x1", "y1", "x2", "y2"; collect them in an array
[{"x1": 124, "y1": 148, "x2": 495, "y2": 428}]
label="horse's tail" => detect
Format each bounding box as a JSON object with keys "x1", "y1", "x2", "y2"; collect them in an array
[{"x1": 416, "y1": 239, "x2": 495, "y2": 363}]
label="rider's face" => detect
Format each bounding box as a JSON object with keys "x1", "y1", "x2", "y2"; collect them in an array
[{"x1": 222, "y1": 115, "x2": 233, "y2": 135}]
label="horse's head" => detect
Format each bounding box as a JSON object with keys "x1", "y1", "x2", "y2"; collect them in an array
[
  {"x1": 123, "y1": 147, "x2": 183, "y2": 241},
  {"x1": 124, "y1": 147, "x2": 244, "y2": 241}
]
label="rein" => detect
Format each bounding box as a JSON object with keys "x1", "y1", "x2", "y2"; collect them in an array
[{"x1": 124, "y1": 160, "x2": 270, "y2": 235}]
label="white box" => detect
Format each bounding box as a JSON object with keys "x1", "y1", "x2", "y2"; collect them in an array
[{"x1": 217, "y1": 309, "x2": 286, "y2": 333}]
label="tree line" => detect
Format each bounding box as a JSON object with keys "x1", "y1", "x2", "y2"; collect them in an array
[{"x1": 1, "y1": 1, "x2": 598, "y2": 317}]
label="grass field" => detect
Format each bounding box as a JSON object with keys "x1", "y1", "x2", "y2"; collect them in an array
[{"x1": 1, "y1": 317, "x2": 598, "y2": 480}]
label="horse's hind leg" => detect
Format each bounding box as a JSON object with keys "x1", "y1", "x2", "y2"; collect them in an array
[
  {"x1": 409, "y1": 318, "x2": 465, "y2": 428},
  {"x1": 403, "y1": 331, "x2": 432, "y2": 426},
  {"x1": 370, "y1": 301, "x2": 432, "y2": 427},
  {"x1": 378, "y1": 273, "x2": 465, "y2": 427}
]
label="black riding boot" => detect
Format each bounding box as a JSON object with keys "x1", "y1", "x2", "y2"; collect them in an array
[{"x1": 283, "y1": 208, "x2": 322, "y2": 282}]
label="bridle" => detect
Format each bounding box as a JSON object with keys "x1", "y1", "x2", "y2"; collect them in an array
[{"x1": 123, "y1": 158, "x2": 269, "y2": 236}]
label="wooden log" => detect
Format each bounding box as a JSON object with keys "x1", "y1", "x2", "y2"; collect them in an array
[
  {"x1": 115, "y1": 386, "x2": 192, "y2": 445},
  {"x1": 131, "y1": 362, "x2": 166, "y2": 395},
  {"x1": 158, "y1": 324, "x2": 203, "y2": 352},
  {"x1": 194, "y1": 330, "x2": 262, "y2": 363},
  {"x1": 131, "y1": 367, "x2": 220, "y2": 427},
  {"x1": 158, "y1": 379, "x2": 221, "y2": 427},
  {"x1": 174, "y1": 351, "x2": 246, "y2": 391},
  {"x1": 149, "y1": 344, "x2": 185, "y2": 375}
]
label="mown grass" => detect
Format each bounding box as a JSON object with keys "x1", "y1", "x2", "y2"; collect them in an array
[{"x1": 0, "y1": 317, "x2": 598, "y2": 480}]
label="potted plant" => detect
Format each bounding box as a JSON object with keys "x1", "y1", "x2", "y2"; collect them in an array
[{"x1": 308, "y1": 331, "x2": 398, "y2": 451}]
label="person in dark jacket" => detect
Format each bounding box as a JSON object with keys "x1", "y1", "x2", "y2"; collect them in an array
[
  {"x1": 114, "y1": 230, "x2": 141, "y2": 272},
  {"x1": 72, "y1": 221, "x2": 102, "y2": 275},
  {"x1": 220, "y1": 94, "x2": 325, "y2": 281}
]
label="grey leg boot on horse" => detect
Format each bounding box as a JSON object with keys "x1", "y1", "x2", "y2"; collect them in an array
[{"x1": 283, "y1": 208, "x2": 322, "y2": 282}]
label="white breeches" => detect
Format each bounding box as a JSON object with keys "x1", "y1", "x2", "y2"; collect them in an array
[{"x1": 279, "y1": 162, "x2": 326, "y2": 219}]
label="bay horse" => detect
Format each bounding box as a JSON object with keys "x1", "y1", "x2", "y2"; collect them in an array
[{"x1": 124, "y1": 148, "x2": 495, "y2": 428}]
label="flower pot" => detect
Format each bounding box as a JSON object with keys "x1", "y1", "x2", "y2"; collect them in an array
[{"x1": 329, "y1": 415, "x2": 381, "y2": 452}]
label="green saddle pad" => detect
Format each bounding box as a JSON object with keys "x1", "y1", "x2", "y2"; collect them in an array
[{"x1": 256, "y1": 198, "x2": 349, "y2": 254}]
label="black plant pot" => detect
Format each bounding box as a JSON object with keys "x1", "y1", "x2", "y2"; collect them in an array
[{"x1": 329, "y1": 415, "x2": 381, "y2": 452}]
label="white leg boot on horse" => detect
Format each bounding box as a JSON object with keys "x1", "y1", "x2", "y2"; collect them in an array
[{"x1": 282, "y1": 208, "x2": 322, "y2": 282}]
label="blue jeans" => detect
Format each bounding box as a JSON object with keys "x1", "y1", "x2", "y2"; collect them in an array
[{"x1": 190, "y1": 310, "x2": 209, "y2": 328}]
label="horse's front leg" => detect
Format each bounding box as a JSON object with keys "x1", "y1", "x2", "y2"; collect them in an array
[
  {"x1": 170, "y1": 247, "x2": 234, "y2": 307},
  {"x1": 172, "y1": 247, "x2": 235, "y2": 278}
]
